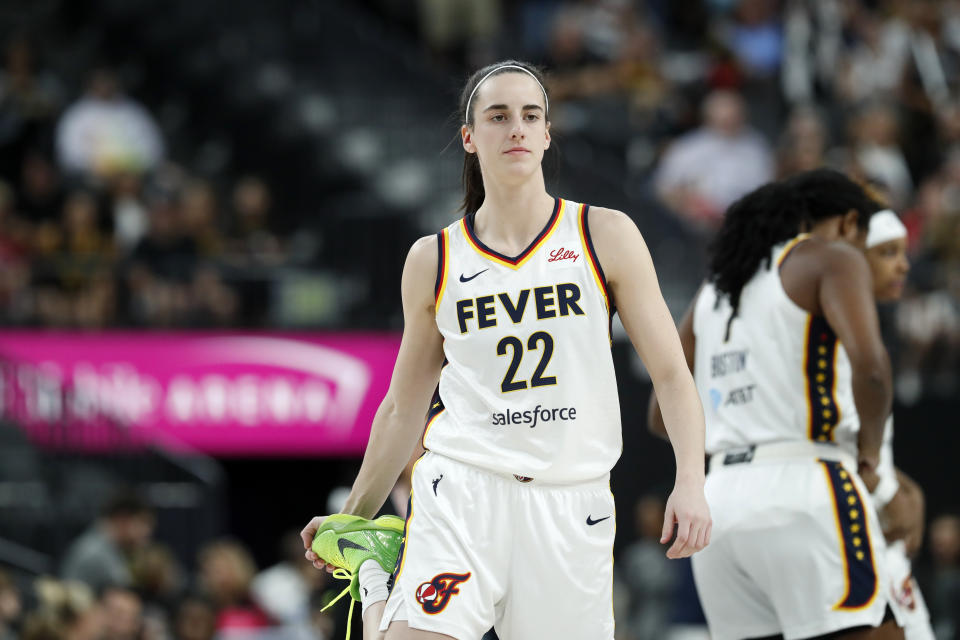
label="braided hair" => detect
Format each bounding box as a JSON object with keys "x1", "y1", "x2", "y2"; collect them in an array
[{"x1": 707, "y1": 168, "x2": 878, "y2": 340}]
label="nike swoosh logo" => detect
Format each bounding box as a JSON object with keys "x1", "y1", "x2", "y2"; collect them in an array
[
  {"x1": 459, "y1": 269, "x2": 488, "y2": 282},
  {"x1": 586, "y1": 515, "x2": 611, "y2": 526},
  {"x1": 337, "y1": 538, "x2": 369, "y2": 556}
]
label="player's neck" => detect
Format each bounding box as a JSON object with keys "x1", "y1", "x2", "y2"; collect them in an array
[
  {"x1": 806, "y1": 217, "x2": 843, "y2": 241},
  {"x1": 474, "y1": 177, "x2": 554, "y2": 251}
]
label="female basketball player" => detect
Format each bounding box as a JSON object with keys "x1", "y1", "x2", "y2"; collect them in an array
[
  {"x1": 864, "y1": 210, "x2": 934, "y2": 640},
  {"x1": 648, "y1": 169, "x2": 906, "y2": 639},
  {"x1": 301, "y1": 60, "x2": 711, "y2": 640}
]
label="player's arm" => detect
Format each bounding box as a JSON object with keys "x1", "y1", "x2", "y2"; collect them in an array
[
  {"x1": 817, "y1": 243, "x2": 892, "y2": 484},
  {"x1": 590, "y1": 208, "x2": 710, "y2": 558},
  {"x1": 343, "y1": 236, "x2": 445, "y2": 517},
  {"x1": 883, "y1": 469, "x2": 925, "y2": 556},
  {"x1": 301, "y1": 236, "x2": 444, "y2": 560},
  {"x1": 647, "y1": 285, "x2": 701, "y2": 441}
]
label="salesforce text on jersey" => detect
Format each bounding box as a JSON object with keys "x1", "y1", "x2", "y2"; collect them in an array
[{"x1": 491, "y1": 404, "x2": 577, "y2": 427}]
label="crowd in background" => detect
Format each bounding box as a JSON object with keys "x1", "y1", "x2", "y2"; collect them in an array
[
  {"x1": 0, "y1": 490, "x2": 348, "y2": 640},
  {"x1": 0, "y1": 0, "x2": 956, "y2": 396},
  {"x1": 0, "y1": 489, "x2": 957, "y2": 640},
  {"x1": 516, "y1": 0, "x2": 960, "y2": 403},
  {"x1": 0, "y1": 44, "x2": 291, "y2": 329},
  {"x1": 1, "y1": 1, "x2": 960, "y2": 639}
]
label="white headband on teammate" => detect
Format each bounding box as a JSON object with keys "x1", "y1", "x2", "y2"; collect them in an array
[
  {"x1": 866, "y1": 209, "x2": 907, "y2": 248},
  {"x1": 465, "y1": 65, "x2": 549, "y2": 124}
]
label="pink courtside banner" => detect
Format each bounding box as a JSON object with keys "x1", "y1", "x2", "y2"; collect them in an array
[{"x1": 0, "y1": 332, "x2": 401, "y2": 456}]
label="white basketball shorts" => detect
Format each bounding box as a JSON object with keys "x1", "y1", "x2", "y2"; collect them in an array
[
  {"x1": 379, "y1": 451, "x2": 616, "y2": 639},
  {"x1": 692, "y1": 442, "x2": 901, "y2": 640},
  {"x1": 884, "y1": 540, "x2": 934, "y2": 640}
]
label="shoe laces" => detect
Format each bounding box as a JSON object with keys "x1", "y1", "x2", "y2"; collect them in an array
[{"x1": 321, "y1": 568, "x2": 356, "y2": 640}]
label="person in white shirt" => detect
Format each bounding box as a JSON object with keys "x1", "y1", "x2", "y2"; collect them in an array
[{"x1": 55, "y1": 68, "x2": 164, "y2": 180}]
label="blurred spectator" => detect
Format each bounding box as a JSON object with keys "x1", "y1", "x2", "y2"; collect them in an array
[
  {"x1": 926, "y1": 513, "x2": 960, "y2": 639},
  {"x1": 60, "y1": 489, "x2": 156, "y2": 593},
  {"x1": 834, "y1": 5, "x2": 906, "y2": 104},
  {"x1": 847, "y1": 101, "x2": 913, "y2": 209},
  {"x1": 0, "y1": 35, "x2": 62, "y2": 185},
  {"x1": 776, "y1": 104, "x2": 829, "y2": 177},
  {"x1": 895, "y1": 285, "x2": 960, "y2": 402},
  {"x1": 187, "y1": 266, "x2": 238, "y2": 327},
  {"x1": 546, "y1": 0, "x2": 645, "y2": 69},
  {"x1": 99, "y1": 586, "x2": 143, "y2": 640},
  {"x1": 181, "y1": 180, "x2": 224, "y2": 259},
  {"x1": 172, "y1": 595, "x2": 216, "y2": 640},
  {"x1": 132, "y1": 543, "x2": 184, "y2": 611},
  {"x1": 897, "y1": 0, "x2": 957, "y2": 113},
  {"x1": 27, "y1": 186, "x2": 115, "y2": 328},
  {"x1": 228, "y1": 176, "x2": 282, "y2": 267},
  {"x1": 251, "y1": 531, "x2": 326, "y2": 636},
  {"x1": 718, "y1": 0, "x2": 783, "y2": 79},
  {"x1": 417, "y1": 0, "x2": 501, "y2": 67},
  {"x1": 110, "y1": 172, "x2": 149, "y2": 254},
  {"x1": 197, "y1": 540, "x2": 272, "y2": 634},
  {"x1": 53, "y1": 189, "x2": 113, "y2": 289},
  {"x1": 653, "y1": 89, "x2": 773, "y2": 230},
  {"x1": 55, "y1": 68, "x2": 164, "y2": 181},
  {"x1": 306, "y1": 591, "x2": 335, "y2": 640},
  {"x1": 18, "y1": 151, "x2": 63, "y2": 224},
  {"x1": 26, "y1": 579, "x2": 102, "y2": 640},
  {"x1": 0, "y1": 179, "x2": 34, "y2": 323},
  {"x1": 131, "y1": 543, "x2": 184, "y2": 640},
  {"x1": 781, "y1": 0, "x2": 843, "y2": 105},
  {"x1": 0, "y1": 570, "x2": 22, "y2": 640},
  {"x1": 547, "y1": 5, "x2": 666, "y2": 117},
  {"x1": 124, "y1": 189, "x2": 196, "y2": 326},
  {"x1": 620, "y1": 493, "x2": 678, "y2": 640}
]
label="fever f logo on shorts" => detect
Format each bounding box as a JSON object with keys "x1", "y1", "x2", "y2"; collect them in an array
[{"x1": 415, "y1": 572, "x2": 471, "y2": 614}]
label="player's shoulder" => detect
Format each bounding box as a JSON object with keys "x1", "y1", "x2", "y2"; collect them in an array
[
  {"x1": 581, "y1": 206, "x2": 641, "y2": 242},
  {"x1": 791, "y1": 236, "x2": 867, "y2": 272},
  {"x1": 410, "y1": 233, "x2": 439, "y2": 254},
  {"x1": 405, "y1": 233, "x2": 441, "y2": 276},
  {"x1": 583, "y1": 205, "x2": 632, "y2": 227}
]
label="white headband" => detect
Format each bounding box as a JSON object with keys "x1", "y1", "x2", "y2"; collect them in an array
[
  {"x1": 866, "y1": 209, "x2": 907, "y2": 248},
  {"x1": 465, "y1": 65, "x2": 549, "y2": 124}
]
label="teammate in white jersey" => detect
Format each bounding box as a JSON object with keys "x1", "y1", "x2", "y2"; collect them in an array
[
  {"x1": 301, "y1": 60, "x2": 711, "y2": 640},
  {"x1": 649, "y1": 169, "x2": 906, "y2": 639},
  {"x1": 863, "y1": 209, "x2": 933, "y2": 640}
]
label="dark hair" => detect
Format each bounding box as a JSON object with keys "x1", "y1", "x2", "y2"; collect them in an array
[
  {"x1": 458, "y1": 60, "x2": 549, "y2": 214},
  {"x1": 101, "y1": 488, "x2": 152, "y2": 519},
  {"x1": 708, "y1": 168, "x2": 878, "y2": 339}
]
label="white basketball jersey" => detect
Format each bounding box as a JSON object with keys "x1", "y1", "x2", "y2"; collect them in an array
[
  {"x1": 877, "y1": 415, "x2": 896, "y2": 490},
  {"x1": 693, "y1": 236, "x2": 860, "y2": 457},
  {"x1": 424, "y1": 198, "x2": 621, "y2": 483}
]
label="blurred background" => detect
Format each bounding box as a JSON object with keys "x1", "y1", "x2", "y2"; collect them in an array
[{"x1": 0, "y1": 0, "x2": 959, "y2": 638}]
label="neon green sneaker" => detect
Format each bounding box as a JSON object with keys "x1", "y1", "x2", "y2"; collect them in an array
[{"x1": 311, "y1": 513, "x2": 405, "y2": 636}]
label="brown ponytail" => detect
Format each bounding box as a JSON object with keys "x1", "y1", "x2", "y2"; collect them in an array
[{"x1": 457, "y1": 60, "x2": 549, "y2": 214}]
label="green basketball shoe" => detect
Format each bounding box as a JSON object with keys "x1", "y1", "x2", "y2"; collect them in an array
[{"x1": 311, "y1": 513, "x2": 405, "y2": 602}]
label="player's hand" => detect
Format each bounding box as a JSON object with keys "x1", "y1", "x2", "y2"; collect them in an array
[
  {"x1": 857, "y1": 458, "x2": 881, "y2": 493},
  {"x1": 300, "y1": 515, "x2": 336, "y2": 573},
  {"x1": 661, "y1": 476, "x2": 712, "y2": 559},
  {"x1": 882, "y1": 484, "x2": 925, "y2": 556}
]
